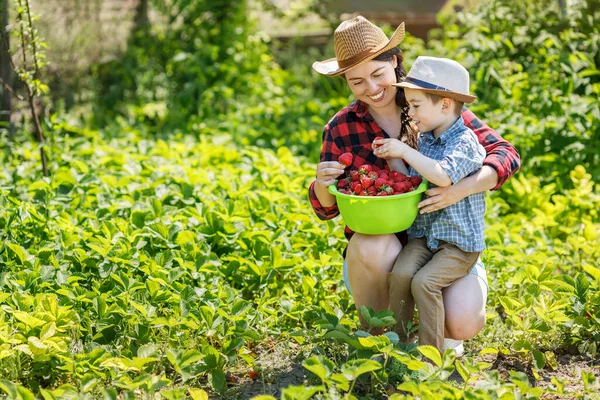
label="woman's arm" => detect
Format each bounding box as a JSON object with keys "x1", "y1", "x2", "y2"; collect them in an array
[
  {"x1": 308, "y1": 123, "x2": 344, "y2": 220},
  {"x1": 462, "y1": 107, "x2": 521, "y2": 190},
  {"x1": 418, "y1": 166, "x2": 498, "y2": 213}
]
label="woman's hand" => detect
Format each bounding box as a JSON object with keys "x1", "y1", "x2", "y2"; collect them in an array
[
  {"x1": 418, "y1": 184, "x2": 470, "y2": 214},
  {"x1": 315, "y1": 161, "x2": 346, "y2": 188},
  {"x1": 373, "y1": 138, "x2": 409, "y2": 159}
]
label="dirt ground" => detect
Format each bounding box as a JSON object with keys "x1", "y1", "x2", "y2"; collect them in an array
[{"x1": 220, "y1": 340, "x2": 600, "y2": 399}]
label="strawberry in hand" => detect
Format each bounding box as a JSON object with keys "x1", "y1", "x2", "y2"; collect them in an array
[{"x1": 338, "y1": 152, "x2": 353, "y2": 167}]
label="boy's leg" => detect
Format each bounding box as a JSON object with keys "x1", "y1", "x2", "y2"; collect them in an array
[
  {"x1": 411, "y1": 241, "x2": 480, "y2": 351},
  {"x1": 388, "y1": 237, "x2": 432, "y2": 340}
]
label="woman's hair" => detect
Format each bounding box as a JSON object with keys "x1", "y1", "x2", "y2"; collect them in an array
[{"x1": 373, "y1": 48, "x2": 418, "y2": 150}]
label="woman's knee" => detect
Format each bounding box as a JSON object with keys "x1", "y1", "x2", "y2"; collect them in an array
[
  {"x1": 445, "y1": 310, "x2": 486, "y2": 340},
  {"x1": 347, "y1": 234, "x2": 401, "y2": 272},
  {"x1": 443, "y1": 274, "x2": 487, "y2": 340}
]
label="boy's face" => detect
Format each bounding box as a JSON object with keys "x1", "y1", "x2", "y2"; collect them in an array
[
  {"x1": 404, "y1": 88, "x2": 449, "y2": 135},
  {"x1": 345, "y1": 58, "x2": 398, "y2": 110}
]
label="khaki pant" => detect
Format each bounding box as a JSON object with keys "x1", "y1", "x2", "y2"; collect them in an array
[{"x1": 388, "y1": 237, "x2": 480, "y2": 351}]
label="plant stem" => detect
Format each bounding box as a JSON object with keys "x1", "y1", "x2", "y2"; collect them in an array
[{"x1": 16, "y1": 0, "x2": 47, "y2": 176}]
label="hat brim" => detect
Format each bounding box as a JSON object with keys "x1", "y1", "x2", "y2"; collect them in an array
[
  {"x1": 312, "y1": 22, "x2": 405, "y2": 77},
  {"x1": 393, "y1": 81, "x2": 477, "y2": 104}
]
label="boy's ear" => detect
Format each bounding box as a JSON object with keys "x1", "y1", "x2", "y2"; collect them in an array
[{"x1": 441, "y1": 97, "x2": 453, "y2": 113}]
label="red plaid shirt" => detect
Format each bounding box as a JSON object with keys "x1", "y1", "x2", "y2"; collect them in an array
[{"x1": 308, "y1": 100, "x2": 521, "y2": 242}]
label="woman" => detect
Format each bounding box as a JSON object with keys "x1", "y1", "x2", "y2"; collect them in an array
[{"x1": 308, "y1": 16, "x2": 520, "y2": 354}]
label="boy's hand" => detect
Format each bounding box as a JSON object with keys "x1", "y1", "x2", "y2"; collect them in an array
[{"x1": 373, "y1": 138, "x2": 409, "y2": 159}]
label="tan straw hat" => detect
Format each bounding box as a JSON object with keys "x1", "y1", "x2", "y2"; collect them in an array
[
  {"x1": 312, "y1": 16, "x2": 405, "y2": 76},
  {"x1": 393, "y1": 56, "x2": 477, "y2": 103}
]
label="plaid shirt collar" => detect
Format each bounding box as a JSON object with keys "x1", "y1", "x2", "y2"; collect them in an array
[
  {"x1": 347, "y1": 100, "x2": 374, "y2": 121},
  {"x1": 419, "y1": 116, "x2": 465, "y2": 145}
]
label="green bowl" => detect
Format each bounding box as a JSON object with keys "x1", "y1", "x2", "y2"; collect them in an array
[{"x1": 328, "y1": 179, "x2": 428, "y2": 235}]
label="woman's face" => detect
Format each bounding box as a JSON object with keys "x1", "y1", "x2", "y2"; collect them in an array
[{"x1": 345, "y1": 57, "x2": 398, "y2": 110}]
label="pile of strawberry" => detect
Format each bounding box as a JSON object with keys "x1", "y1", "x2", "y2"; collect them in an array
[{"x1": 336, "y1": 152, "x2": 422, "y2": 196}]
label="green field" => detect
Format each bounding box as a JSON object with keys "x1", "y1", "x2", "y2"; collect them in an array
[{"x1": 0, "y1": 0, "x2": 598, "y2": 399}]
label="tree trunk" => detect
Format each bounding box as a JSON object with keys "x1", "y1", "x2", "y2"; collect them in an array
[
  {"x1": 0, "y1": 0, "x2": 11, "y2": 136},
  {"x1": 133, "y1": 0, "x2": 149, "y2": 31}
]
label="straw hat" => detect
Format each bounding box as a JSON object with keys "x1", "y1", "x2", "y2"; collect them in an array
[
  {"x1": 312, "y1": 16, "x2": 405, "y2": 76},
  {"x1": 393, "y1": 56, "x2": 477, "y2": 103}
]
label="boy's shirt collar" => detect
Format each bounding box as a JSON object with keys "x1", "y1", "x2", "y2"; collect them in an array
[{"x1": 419, "y1": 116, "x2": 465, "y2": 144}]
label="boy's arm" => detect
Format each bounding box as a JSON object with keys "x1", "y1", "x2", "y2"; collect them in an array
[
  {"x1": 400, "y1": 147, "x2": 452, "y2": 187},
  {"x1": 373, "y1": 138, "x2": 452, "y2": 186},
  {"x1": 387, "y1": 158, "x2": 410, "y2": 174}
]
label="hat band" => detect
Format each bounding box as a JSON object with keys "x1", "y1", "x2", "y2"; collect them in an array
[
  {"x1": 337, "y1": 48, "x2": 378, "y2": 69},
  {"x1": 405, "y1": 77, "x2": 452, "y2": 92}
]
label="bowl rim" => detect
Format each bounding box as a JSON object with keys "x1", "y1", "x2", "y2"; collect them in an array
[{"x1": 328, "y1": 178, "x2": 428, "y2": 200}]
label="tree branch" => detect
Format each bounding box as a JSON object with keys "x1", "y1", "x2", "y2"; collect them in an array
[{"x1": 0, "y1": 76, "x2": 23, "y2": 100}]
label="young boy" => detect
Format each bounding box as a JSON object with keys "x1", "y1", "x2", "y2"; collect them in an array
[{"x1": 372, "y1": 56, "x2": 486, "y2": 352}]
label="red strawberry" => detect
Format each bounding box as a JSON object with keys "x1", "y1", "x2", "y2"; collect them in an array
[
  {"x1": 358, "y1": 164, "x2": 372, "y2": 175},
  {"x1": 337, "y1": 179, "x2": 349, "y2": 189},
  {"x1": 380, "y1": 184, "x2": 393, "y2": 194},
  {"x1": 353, "y1": 184, "x2": 363, "y2": 194},
  {"x1": 377, "y1": 191, "x2": 388, "y2": 196},
  {"x1": 410, "y1": 176, "x2": 423, "y2": 187},
  {"x1": 350, "y1": 170, "x2": 360, "y2": 181},
  {"x1": 366, "y1": 185, "x2": 376, "y2": 195},
  {"x1": 338, "y1": 152, "x2": 353, "y2": 167},
  {"x1": 392, "y1": 183, "x2": 406, "y2": 193},
  {"x1": 374, "y1": 178, "x2": 387, "y2": 189},
  {"x1": 394, "y1": 173, "x2": 408, "y2": 182},
  {"x1": 248, "y1": 369, "x2": 259, "y2": 380},
  {"x1": 360, "y1": 177, "x2": 374, "y2": 189}
]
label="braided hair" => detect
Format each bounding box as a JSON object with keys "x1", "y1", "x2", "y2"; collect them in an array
[{"x1": 373, "y1": 48, "x2": 418, "y2": 150}]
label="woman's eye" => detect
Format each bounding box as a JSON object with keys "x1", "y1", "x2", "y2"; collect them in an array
[
  {"x1": 353, "y1": 81, "x2": 363, "y2": 86},
  {"x1": 373, "y1": 74, "x2": 382, "y2": 78}
]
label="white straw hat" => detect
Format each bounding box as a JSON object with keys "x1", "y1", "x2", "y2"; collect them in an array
[
  {"x1": 312, "y1": 16, "x2": 405, "y2": 76},
  {"x1": 393, "y1": 56, "x2": 476, "y2": 103}
]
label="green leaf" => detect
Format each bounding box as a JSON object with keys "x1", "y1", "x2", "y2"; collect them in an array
[
  {"x1": 281, "y1": 386, "x2": 323, "y2": 400},
  {"x1": 532, "y1": 350, "x2": 546, "y2": 370},
  {"x1": 0, "y1": 380, "x2": 18, "y2": 399},
  {"x1": 302, "y1": 356, "x2": 334, "y2": 381},
  {"x1": 130, "y1": 210, "x2": 147, "y2": 229},
  {"x1": 6, "y1": 243, "x2": 31, "y2": 265},
  {"x1": 341, "y1": 359, "x2": 381, "y2": 380},
  {"x1": 188, "y1": 389, "x2": 209, "y2": 400},
  {"x1": 456, "y1": 360, "x2": 469, "y2": 382},
  {"x1": 211, "y1": 370, "x2": 226, "y2": 392},
  {"x1": 137, "y1": 344, "x2": 160, "y2": 359},
  {"x1": 12, "y1": 311, "x2": 46, "y2": 328},
  {"x1": 418, "y1": 346, "x2": 442, "y2": 367},
  {"x1": 329, "y1": 373, "x2": 350, "y2": 391},
  {"x1": 397, "y1": 380, "x2": 420, "y2": 394},
  {"x1": 16, "y1": 386, "x2": 35, "y2": 400},
  {"x1": 357, "y1": 335, "x2": 390, "y2": 349}
]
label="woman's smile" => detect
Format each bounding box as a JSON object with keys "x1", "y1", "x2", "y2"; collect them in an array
[{"x1": 368, "y1": 89, "x2": 386, "y2": 102}]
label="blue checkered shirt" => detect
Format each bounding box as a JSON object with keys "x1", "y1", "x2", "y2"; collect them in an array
[{"x1": 408, "y1": 117, "x2": 486, "y2": 252}]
